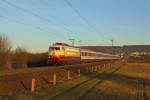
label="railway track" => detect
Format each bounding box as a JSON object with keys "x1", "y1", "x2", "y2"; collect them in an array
[
  {"x1": 135, "y1": 79, "x2": 148, "y2": 100},
  {"x1": 78, "y1": 67, "x2": 121, "y2": 100},
  {"x1": 49, "y1": 66, "x2": 121, "y2": 100},
  {"x1": 132, "y1": 67, "x2": 150, "y2": 100}
]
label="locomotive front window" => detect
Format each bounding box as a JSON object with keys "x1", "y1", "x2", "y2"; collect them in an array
[
  {"x1": 55, "y1": 47, "x2": 60, "y2": 50},
  {"x1": 50, "y1": 47, "x2": 60, "y2": 50}
]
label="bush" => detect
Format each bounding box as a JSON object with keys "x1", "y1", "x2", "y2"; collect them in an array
[
  {"x1": 0, "y1": 35, "x2": 48, "y2": 70},
  {"x1": 12, "y1": 47, "x2": 28, "y2": 69},
  {"x1": 27, "y1": 53, "x2": 48, "y2": 67}
]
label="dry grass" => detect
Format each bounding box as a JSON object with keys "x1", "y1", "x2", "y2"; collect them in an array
[
  {"x1": 116, "y1": 63, "x2": 150, "y2": 80},
  {"x1": 1, "y1": 63, "x2": 150, "y2": 100},
  {"x1": 82, "y1": 63, "x2": 150, "y2": 100},
  {"x1": 82, "y1": 80, "x2": 133, "y2": 100}
]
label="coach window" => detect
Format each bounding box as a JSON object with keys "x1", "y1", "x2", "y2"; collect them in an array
[
  {"x1": 86, "y1": 53, "x2": 88, "y2": 56},
  {"x1": 96, "y1": 54, "x2": 98, "y2": 57},
  {"x1": 89, "y1": 53, "x2": 91, "y2": 56},
  {"x1": 86, "y1": 52, "x2": 88, "y2": 56},
  {"x1": 87, "y1": 53, "x2": 89, "y2": 56},
  {"x1": 81, "y1": 52, "x2": 84, "y2": 56},
  {"x1": 97, "y1": 54, "x2": 99, "y2": 57},
  {"x1": 55, "y1": 47, "x2": 60, "y2": 50},
  {"x1": 90, "y1": 53, "x2": 92, "y2": 56},
  {"x1": 82, "y1": 52, "x2": 84, "y2": 56},
  {"x1": 93, "y1": 53, "x2": 95, "y2": 56},
  {"x1": 82, "y1": 52, "x2": 85, "y2": 56},
  {"x1": 85, "y1": 52, "x2": 87, "y2": 56}
]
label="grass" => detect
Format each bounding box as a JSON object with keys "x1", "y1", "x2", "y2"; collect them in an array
[
  {"x1": 81, "y1": 63, "x2": 150, "y2": 100},
  {"x1": 15, "y1": 76, "x2": 90, "y2": 100},
  {"x1": 16, "y1": 63, "x2": 150, "y2": 100},
  {"x1": 37, "y1": 76, "x2": 90, "y2": 98},
  {"x1": 51, "y1": 66, "x2": 120, "y2": 100},
  {"x1": 52, "y1": 78, "x2": 100, "y2": 100},
  {"x1": 2, "y1": 62, "x2": 122, "y2": 100},
  {"x1": 116, "y1": 63, "x2": 150, "y2": 80},
  {"x1": 82, "y1": 80, "x2": 134, "y2": 100}
]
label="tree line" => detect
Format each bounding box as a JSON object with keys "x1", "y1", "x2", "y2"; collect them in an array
[{"x1": 0, "y1": 35, "x2": 47, "y2": 70}]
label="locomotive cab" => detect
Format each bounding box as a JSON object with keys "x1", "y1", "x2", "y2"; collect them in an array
[
  {"x1": 48, "y1": 46, "x2": 65, "y2": 65},
  {"x1": 48, "y1": 43, "x2": 81, "y2": 65}
]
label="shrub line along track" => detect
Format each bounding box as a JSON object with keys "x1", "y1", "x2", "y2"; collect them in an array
[
  {"x1": 49, "y1": 66, "x2": 121, "y2": 100},
  {"x1": 0, "y1": 61, "x2": 115, "y2": 96}
]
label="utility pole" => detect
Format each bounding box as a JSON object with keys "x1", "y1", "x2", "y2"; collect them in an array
[
  {"x1": 69, "y1": 38, "x2": 75, "y2": 46},
  {"x1": 110, "y1": 39, "x2": 114, "y2": 54},
  {"x1": 111, "y1": 39, "x2": 114, "y2": 47},
  {"x1": 78, "y1": 40, "x2": 82, "y2": 46}
]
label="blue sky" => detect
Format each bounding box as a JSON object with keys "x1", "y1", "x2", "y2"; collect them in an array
[{"x1": 0, "y1": 0, "x2": 150, "y2": 52}]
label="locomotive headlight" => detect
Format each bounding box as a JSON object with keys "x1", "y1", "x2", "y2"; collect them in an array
[{"x1": 52, "y1": 52, "x2": 59, "y2": 57}]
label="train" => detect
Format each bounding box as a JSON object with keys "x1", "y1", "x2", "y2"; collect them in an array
[{"x1": 48, "y1": 43, "x2": 120, "y2": 65}]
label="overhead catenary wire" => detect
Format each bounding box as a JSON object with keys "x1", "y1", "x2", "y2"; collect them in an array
[
  {"x1": 0, "y1": 14, "x2": 63, "y2": 38},
  {"x1": 64, "y1": 0, "x2": 96, "y2": 32},
  {"x1": 36, "y1": 0, "x2": 83, "y2": 39},
  {"x1": 32, "y1": 0, "x2": 105, "y2": 42},
  {"x1": 64, "y1": 0, "x2": 110, "y2": 44},
  {"x1": 1, "y1": 0, "x2": 111, "y2": 46},
  {"x1": 30, "y1": 0, "x2": 107, "y2": 44},
  {"x1": 1, "y1": 0, "x2": 76, "y2": 35}
]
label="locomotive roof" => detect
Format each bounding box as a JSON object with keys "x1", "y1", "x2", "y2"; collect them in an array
[
  {"x1": 52, "y1": 42, "x2": 80, "y2": 48},
  {"x1": 53, "y1": 43, "x2": 69, "y2": 46}
]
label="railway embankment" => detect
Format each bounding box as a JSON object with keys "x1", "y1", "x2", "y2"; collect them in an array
[{"x1": 0, "y1": 61, "x2": 115, "y2": 97}]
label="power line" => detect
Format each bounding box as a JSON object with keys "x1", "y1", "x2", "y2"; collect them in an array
[
  {"x1": 0, "y1": 14, "x2": 61, "y2": 38},
  {"x1": 1, "y1": 0, "x2": 111, "y2": 45},
  {"x1": 31, "y1": 0, "x2": 88, "y2": 43},
  {"x1": 37, "y1": 0, "x2": 82, "y2": 38},
  {"x1": 40, "y1": 0, "x2": 103, "y2": 41},
  {"x1": 64, "y1": 0, "x2": 110, "y2": 43},
  {"x1": 64, "y1": 0, "x2": 93, "y2": 29},
  {"x1": 110, "y1": 39, "x2": 114, "y2": 54},
  {"x1": 1, "y1": 0, "x2": 75, "y2": 34}
]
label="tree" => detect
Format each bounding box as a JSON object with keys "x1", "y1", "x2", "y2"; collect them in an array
[
  {"x1": 13, "y1": 47, "x2": 28, "y2": 69},
  {"x1": 0, "y1": 35, "x2": 12, "y2": 70}
]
